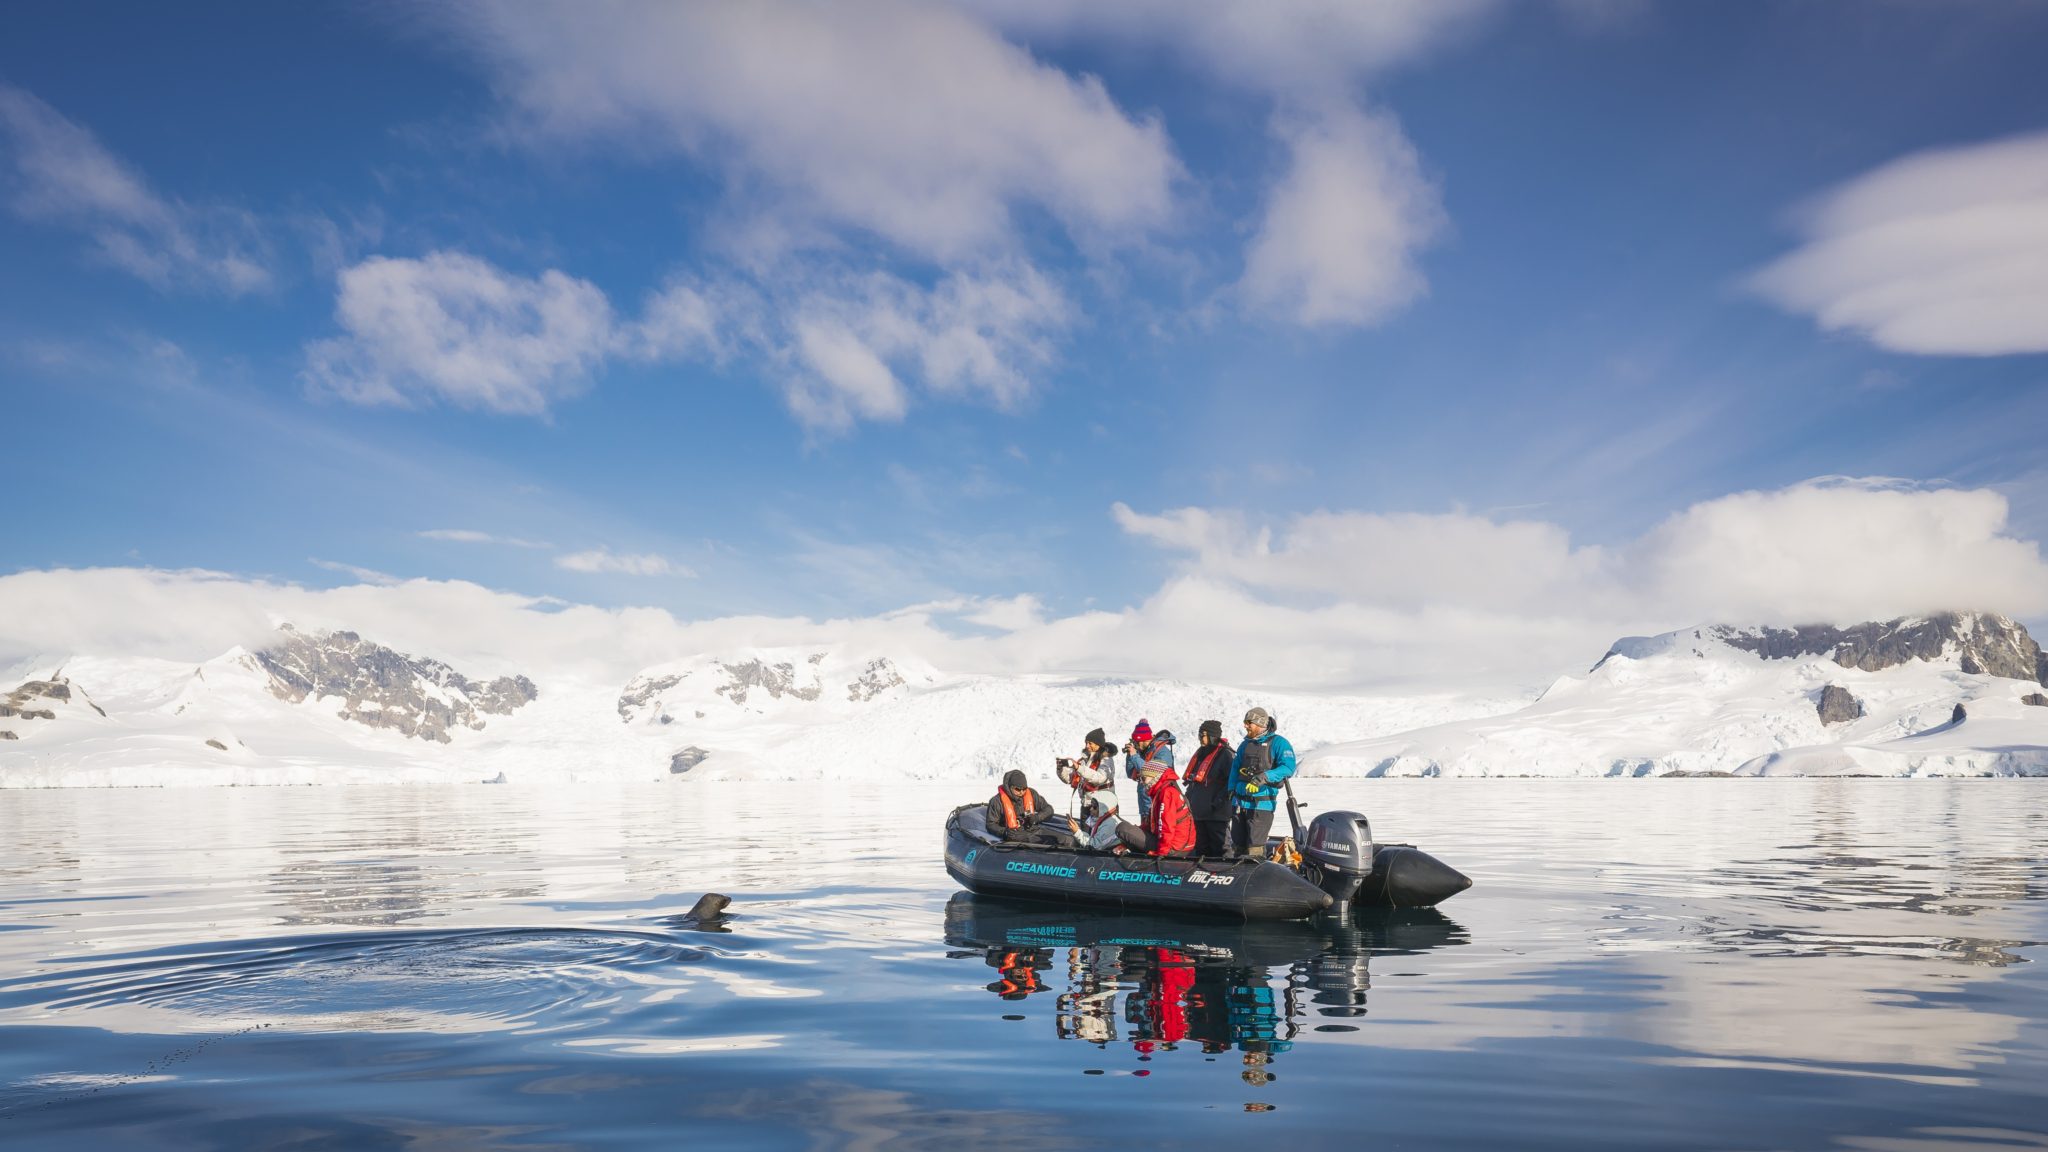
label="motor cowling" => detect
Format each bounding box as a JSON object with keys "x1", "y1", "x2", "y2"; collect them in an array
[{"x1": 1305, "y1": 810, "x2": 1375, "y2": 876}]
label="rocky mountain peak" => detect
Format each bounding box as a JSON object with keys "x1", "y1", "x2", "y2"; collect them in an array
[
  {"x1": 256, "y1": 625, "x2": 538, "y2": 744},
  {"x1": 1714, "y1": 612, "x2": 2044, "y2": 684},
  {"x1": 1595, "y1": 613, "x2": 2045, "y2": 684},
  {"x1": 716, "y1": 657, "x2": 824, "y2": 706}
]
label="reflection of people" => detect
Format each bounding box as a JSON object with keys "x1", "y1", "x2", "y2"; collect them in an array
[
  {"x1": 1141, "y1": 948, "x2": 1193, "y2": 1049},
  {"x1": 1057, "y1": 946, "x2": 1119, "y2": 1043},
  {"x1": 1182, "y1": 719, "x2": 1234, "y2": 857},
  {"x1": 987, "y1": 770, "x2": 1063, "y2": 846},
  {"x1": 1227, "y1": 971, "x2": 1295, "y2": 1055},
  {"x1": 984, "y1": 948, "x2": 1050, "y2": 1000},
  {"x1": 1231, "y1": 707, "x2": 1296, "y2": 858}
]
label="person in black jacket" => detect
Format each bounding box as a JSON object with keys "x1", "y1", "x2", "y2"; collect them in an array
[
  {"x1": 987, "y1": 769, "x2": 1062, "y2": 845},
  {"x1": 1181, "y1": 719, "x2": 1234, "y2": 857}
]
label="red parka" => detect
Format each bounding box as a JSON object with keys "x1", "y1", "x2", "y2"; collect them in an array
[{"x1": 1143, "y1": 766, "x2": 1196, "y2": 856}]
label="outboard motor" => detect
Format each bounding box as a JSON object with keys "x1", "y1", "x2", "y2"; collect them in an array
[{"x1": 1302, "y1": 810, "x2": 1376, "y2": 920}]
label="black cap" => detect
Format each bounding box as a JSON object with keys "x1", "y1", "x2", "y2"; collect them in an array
[
  {"x1": 1085, "y1": 727, "x2": 1106, "y2": 747},
  {"x1": 1003, "y1": 769, "x2": 1027, "y2": 791},
  {"x1": 1199, "y1": 719, "x2": 1223, "y2": 740}
]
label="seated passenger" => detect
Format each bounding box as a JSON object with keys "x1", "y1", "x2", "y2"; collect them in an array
[
  {"x1": 1077, "y1": 794, "x2": 1126, "y2": 852},
  {"x1": 1114, "y1": 763, "x2": 1196, "y2": 857},
  {"x1": 987, "y1": 769, "x2": 1063, "y2": 846}
]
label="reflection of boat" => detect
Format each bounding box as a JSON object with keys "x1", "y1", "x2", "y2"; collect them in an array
[
  {"x1": 945, "y1": 805, "x2": 1331, "y2": 920},
  {"x1": 944, "y1": 893, "x2": 1468, "y2": 1054},
  {"x1": 944, "y1": 891, "x2": 1332, "y2": 966},
  {"x1": 944, "y1": 804, "x2": 1471, "y2": 920}
]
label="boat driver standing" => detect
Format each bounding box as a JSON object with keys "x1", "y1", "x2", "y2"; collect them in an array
[{"x1": 1231, "y1": 707, "x2": 1296, "y2": 858}]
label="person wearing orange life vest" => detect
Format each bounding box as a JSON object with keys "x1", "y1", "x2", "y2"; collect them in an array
[
  {"x1": 986, "y1": 769, "x2": 1062, "y2": 845},
  {"x1": 1113, "y1": 762, "x2": 1196, "y2": 857}
]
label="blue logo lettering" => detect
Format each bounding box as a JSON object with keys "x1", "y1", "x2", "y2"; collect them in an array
[
  {"x1": 964, "y1": 849, "x2": 978, "y2": 865},
  {"x1": 1005, "y1": 860, "x2": 1077, "y2": 878},
  {"x1": 1096, "y1": 869, "x2": 1183, "y2": 886}
]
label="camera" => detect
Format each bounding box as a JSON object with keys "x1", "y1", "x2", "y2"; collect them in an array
[{"x1": 1055, "y1": 757, "x2": 1074, "y2": 769}]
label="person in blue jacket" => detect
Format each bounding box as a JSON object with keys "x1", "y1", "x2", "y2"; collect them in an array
[{"x1": 1230, "y1": 706, "x2": 1295, "y2": 858}]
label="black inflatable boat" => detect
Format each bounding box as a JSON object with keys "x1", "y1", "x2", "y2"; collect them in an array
[
  {"x1": 945, "y1": 805, "x2": 1471, "y2": 920},
  {"x1": 946, "y1": 804, "x2": 1330, "y2": 920}
]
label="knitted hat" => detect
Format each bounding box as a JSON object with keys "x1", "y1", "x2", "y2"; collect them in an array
[
  {"x1": 1198, "y1": 719, "x2": 1223, "y2": 740},
  {"x1": 1244, "y1": 706, "x2": 1271, "y2": 729},
  {"x1": 1131, "y1": 719, "x2": 1153, "y2": 743},
  {"x1": 1085, "y1": 727, "x2": 1106, "y2": 747},
  {"x1": 1003, "y1": 769, "x2": 1027, "y2": 791}
]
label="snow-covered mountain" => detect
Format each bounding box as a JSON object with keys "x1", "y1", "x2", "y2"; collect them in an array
[
  {"x1": 1303, "y1": 612, "x2": 2048, "y2": 778},
  {"x1": 7, "y1": 613, "x2": 2044, "y2": 786},
  {"x1": 0, "y1": 624, "x2": 1506, "y2": 787}
]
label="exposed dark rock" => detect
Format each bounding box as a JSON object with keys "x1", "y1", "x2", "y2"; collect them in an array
[
  {"x1": 1712, "y1": 613, "x2": 2044, "y2": 683},
  {"x1": 670, "y1": 746, "x2": 710, "y2": 774},
  {"x1": 0, "y1": 730, "x2": 15, "y2": 740},
  {"x1": 2, "y1": 677, "x2": 74, "y2": 722},
  {"x1": 1816, "y1": 684, "x2": 1865, "y2": 725},
  {"x1": 257, "y1": 625, "x2": 539, "y2": 744},
  {"x1": 846, "y1": 658, "x2": 906, "y2": 702},
  {"x1": 2022, "y1": 693, "x2": 2048, "y2": 707},
  {"x1": 11, "y1": 680, "x2": 71, "y2": 701},
  {"x1": 1952, "y1": 703, "x2": 1968, "y2": 724},
  {"x1": 205, "y1": 738, "x2": 227, "y2": 751},
  {"x1": 715, "y1": 658, "x2": 822, "y2": 705},
  {"x1": 1659, "y1": 769, "x2": 1735, "y2": 778},
  {"x1": 618, "y1": 673, "x2": 686, "y2": 723}
]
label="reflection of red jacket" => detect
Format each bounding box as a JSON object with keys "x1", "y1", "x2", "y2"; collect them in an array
[
  {"x1": 1144, "y1": 769, "x2": 1196, "y2": 856},
  {"x1": 1154, "y1": 949, "x2": 1192, "y2": 1043}
]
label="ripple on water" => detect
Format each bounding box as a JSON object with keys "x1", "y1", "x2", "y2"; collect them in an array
[{"x1": 0, "y1": 927, "x2": 717, "y2": 1035}]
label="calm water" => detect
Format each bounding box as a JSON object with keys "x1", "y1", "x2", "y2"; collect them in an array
[{"x1": 1, "y1": 780, "x2": 2045, "y2": 1150}]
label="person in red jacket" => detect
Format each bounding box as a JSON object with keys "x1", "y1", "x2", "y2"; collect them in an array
[{"x1": 1115, "y1": 764, "x2": 1196, "y2": 857}]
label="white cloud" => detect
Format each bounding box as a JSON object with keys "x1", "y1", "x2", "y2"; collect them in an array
[
  {"x1": 1098, "y1": 478, "x2": 2048, "y2": 687},
  {"x1": 979, "y1": 0, "x2": 1490, "y2": 95},
  {"x1": 1750, "y1": 130, "x2": 2048, "y2": 356},
  {"x1": 1632, "y1": 479, "x2": 2048, "y2": 624},
  {"x1": 301, "y1": 250, "x2": 1065, "y2": 428},
  {"x1": 6, "y1": 480, "x2": 2042, "y2": 695},
  {"x1": 0, "y1": 84, "x2": 271, "y2": 294},
  {"x1": 418, "y1": 529, "x2": 552, "y2": 549},
  {"x1": 308, "y1": 558, "x2": 401, "y2": 586},
  {"x1": 302, "y1": 252, "x2": 615, "y2": 414},
  {"x1": 974, "y1": 2, "x2": 1472, "y2": 330},
  {"x1": 443, "y1": 0, "x2": 1177, "y2": 261},
  {"x1": 554, "y1": 548, "x2": 691, "y2": 577},
  {"x1": 779, "y1": 263, "x2": 1069, "y2": 430},
  {"x1": 1241, "y1": 105, "x2": 1446, "y2": 327}
]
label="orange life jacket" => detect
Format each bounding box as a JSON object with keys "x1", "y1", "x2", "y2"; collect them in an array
[{"x1": 998, "y1": 786, "x2": 1039, "y2": 830}]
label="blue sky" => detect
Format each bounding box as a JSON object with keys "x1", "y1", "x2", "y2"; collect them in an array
[{"x1": 5, "y1": 1, "x2": 2048, "y2": 686}]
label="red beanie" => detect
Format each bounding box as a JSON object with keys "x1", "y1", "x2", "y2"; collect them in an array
[{"x1": 1130, "y1": 719, "x2": 1153, "y2": 743}]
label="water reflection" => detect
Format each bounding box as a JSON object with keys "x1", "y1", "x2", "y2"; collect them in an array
[{"x1": 945, "y1": 893, "x2": 1469, "y2": 1070}]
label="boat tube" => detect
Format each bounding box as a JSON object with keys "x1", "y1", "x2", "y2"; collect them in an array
[
  {"x1": 945, "y1": 805, "x2": 1331, "y2": 921},
  {"x1": 945, "y1": 804, "x2": 1472, "y2": 920}
]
